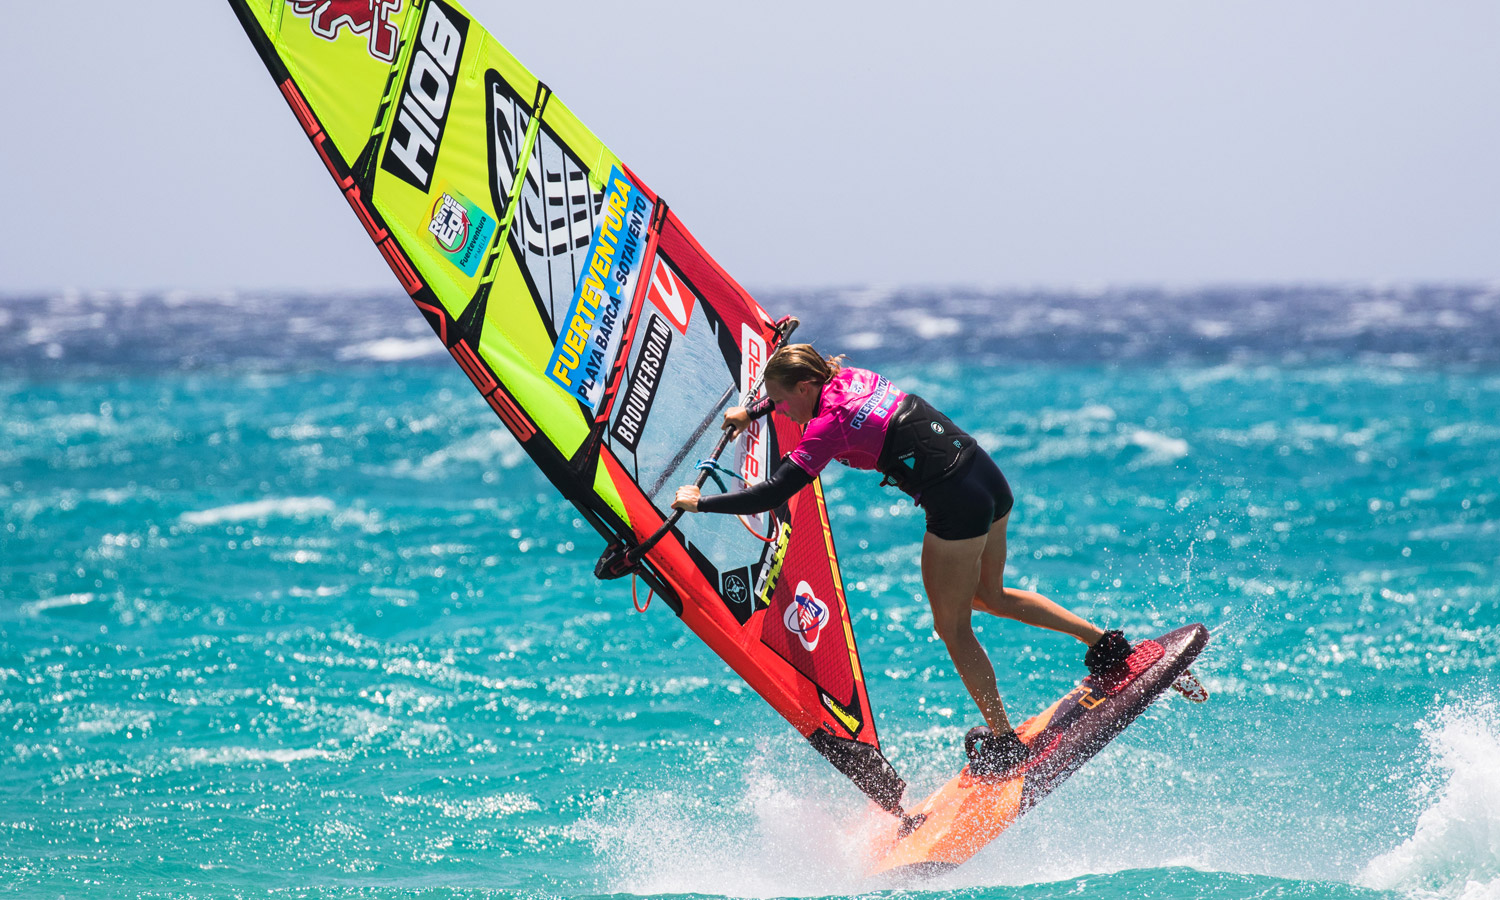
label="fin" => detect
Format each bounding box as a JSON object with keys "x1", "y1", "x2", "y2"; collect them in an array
[{"x1": 1172, "y1": 669, "x2": 1210, "y2": 702}]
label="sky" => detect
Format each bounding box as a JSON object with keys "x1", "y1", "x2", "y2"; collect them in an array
[{"x1": 2, "y1": 1, "x2": 1497, "y2": 294}]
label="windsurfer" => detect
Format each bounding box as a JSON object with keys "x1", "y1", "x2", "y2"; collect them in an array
[{"x1": 672, "y1": 345, "x2": 1133, "y2": 775}]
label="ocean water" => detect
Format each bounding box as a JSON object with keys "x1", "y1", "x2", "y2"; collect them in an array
[{"x1": 2, "y1": 285, "x2": 1498, "y2": 900}]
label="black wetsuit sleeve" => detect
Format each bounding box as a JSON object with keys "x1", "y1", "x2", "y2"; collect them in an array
[
  {"x1": 746, "y1": 396, "x2": 775, "y2": 420},
  {"x1": 696, "y1": 456, "x2": 813, "y2": 515}
]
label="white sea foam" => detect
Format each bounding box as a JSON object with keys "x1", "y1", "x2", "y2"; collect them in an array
[
  {"x1": 583, "y1": 745, "x2": 872, "y2": 896},
  {"x1": 336, "y1": 337, "x2": 443, "y2": 362},
  {"x1": 896, "y1": 310, "x2": 963, "y2": 339},
  {"x1": 39, "y1": 412, "x2": 113, "y2": 436},
  {"x1": 1126, "y1": 429, "x2": 1190, "y2": 466},
  {"x1": 1045, "y1": 307, "x2": 1088, "y2": 327},
  {"x1": 839, "y1": 286, "x2": 896, "y2": 308},
  {"x1": 1037, "y1": 404, "x2": 1117, "y2": 432},
  {"x1": 89, "y1": 487, "x2": 139, "y2": 505},
  {"x1": 842, "y1": 331, "x2": 885, "y2": 351},
  {"x1": 588, "y1": 711, "x2": 1400, "y2": 897},
  {"x1": 389, "y1": 792, "x2": 540, "y2": 820},
  {"x1": 1429, "y1": 423, "x2": 1500, "y2": 446},
  {"x1": 178, "y1": 746, "x2": 335, "y2": 766},
  {"x1": 1192, "y1": 318, "x2": 1235, "y2": 339},
  {"x1": 585, "y1": 735, "x2": 1241, "y2": 896},
  {"x1": 178, "y1": 496, "x2": 337, "y2": 526},
  {"x1": 1360, "y1": 703, "x2": 1500, "y2": 900},
  {"x1": 21, "y1": 593, "x2": 103, "y2": 616},
  {"x1": 68, "y1": 706, "x2": 154, "y2": 736},
  {"x1": 388, "y1": 430, "x2": 525, "y2": 478}
]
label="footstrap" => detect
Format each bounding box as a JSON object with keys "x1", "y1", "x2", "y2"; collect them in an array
[{"x1": 1087, "y1": 640, "x2": 1166, "y2": 696}]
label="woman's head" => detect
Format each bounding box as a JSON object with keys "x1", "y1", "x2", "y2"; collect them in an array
[
  {"x1": 761, "y1": 344, "x2": 844, "y2": 425},
  {"x1": 762, "y1": 344, "x2": 843, "y2": 390}
]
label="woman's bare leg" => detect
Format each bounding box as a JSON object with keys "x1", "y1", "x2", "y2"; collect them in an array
[
  {"x1": 921, "y1": 531, "x2": 1013, "y2": 733},
  {"x1": 972, "y1": 513, "x2": 1104, "y2": 645}
]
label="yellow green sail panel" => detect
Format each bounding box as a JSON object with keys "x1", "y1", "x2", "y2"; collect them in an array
[{"x1": 227, "y1": 0, "x2": 907, "y2": 813}]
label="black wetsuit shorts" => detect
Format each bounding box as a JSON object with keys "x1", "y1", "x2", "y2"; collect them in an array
[{"x1": 917, "y1": 448, "x2": 1015, "y2": 541}]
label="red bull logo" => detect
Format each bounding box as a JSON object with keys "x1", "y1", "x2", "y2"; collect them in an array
[
  {"x1": 784, "y1": 581, "x2": 830, "y2": 652},
  {"x1": 289, "y1": 0, "x2": 403, "y2": 63}
]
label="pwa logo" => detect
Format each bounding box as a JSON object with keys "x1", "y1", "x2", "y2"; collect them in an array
[
  {"x1": 381, "y1": 0, "x2": 468, "y2": 191},
  {"x1": 289, "y1": 0, "x2": 403, "y2": 63},
  {"x1": 784, "y1": 581, "x2": 830, "y2": 652}
]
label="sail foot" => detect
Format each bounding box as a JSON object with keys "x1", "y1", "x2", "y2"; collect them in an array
[{"x1": 807, "y1": 729, "x2": 908, "y2": 816}]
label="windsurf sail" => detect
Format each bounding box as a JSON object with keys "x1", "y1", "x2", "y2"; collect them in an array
[{"x1": 227, "y1": 0, "x2": 905, "y2": 812}]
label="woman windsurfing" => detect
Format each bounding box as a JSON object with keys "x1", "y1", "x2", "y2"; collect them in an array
[{"x1": 672, "y1": 344, "x2": 1133, "y2": 776}]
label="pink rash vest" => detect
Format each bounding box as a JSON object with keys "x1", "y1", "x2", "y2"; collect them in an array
[{"x1": 786, "y1": 367, "x2": 906, "y2": 476}]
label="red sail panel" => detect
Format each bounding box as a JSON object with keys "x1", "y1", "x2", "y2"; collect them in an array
[{"x1": 595, "y1": 201, "x2": 902, "y2": 811}]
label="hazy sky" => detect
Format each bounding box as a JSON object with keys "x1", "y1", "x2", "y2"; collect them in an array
[{"x1": 2, "y1": 1, "x2": 1496, "y2": 293}]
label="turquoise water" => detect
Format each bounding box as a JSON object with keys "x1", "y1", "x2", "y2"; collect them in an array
[{"x1": 3, "y1": 289, "x2": 1499, "y2": 899}]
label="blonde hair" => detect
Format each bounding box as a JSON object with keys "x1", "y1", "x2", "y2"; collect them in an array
[{"x1": 763, "y1": 344, "x2": 845, "y2": 388}]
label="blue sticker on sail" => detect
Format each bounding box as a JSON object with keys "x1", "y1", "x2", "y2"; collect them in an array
[
  {"x1": 426, "y1": 189, "x2": 496, "y2": 277},
  {"x1": 546, "y1": 166, "x2": 654, "y2": 410}
]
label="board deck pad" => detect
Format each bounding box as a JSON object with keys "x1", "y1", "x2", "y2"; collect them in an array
[{"x1": 865, "y1": 624, "x2": 1209, "y2": 879}]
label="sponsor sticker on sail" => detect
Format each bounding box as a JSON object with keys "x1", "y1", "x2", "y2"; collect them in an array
[
  {"x1": 289, "y1": 0, "x2": 404, "y2": 62},
  {"x1": 546, "y1": 165, "x2": 654, "y2": 411},
  {"x1": 738, "y1": 323, "x2": 771, "y2": 531},
  {"x1": 646, "y1": 256, "x2": 695, "y2": 334},
  {"x1": 609, "y1": 313, "x2": 672, "y2": 452},
  {"x1": 785, "y1": 581, "x2": 831, "y2": 652},
  {"x1": 426, "y1": 187, "x2": 496, "y2": 277}
]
